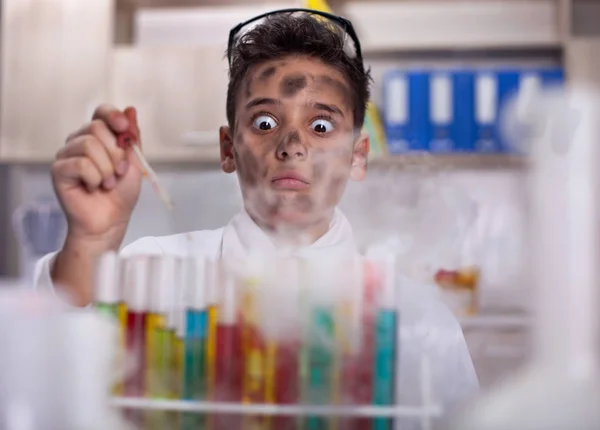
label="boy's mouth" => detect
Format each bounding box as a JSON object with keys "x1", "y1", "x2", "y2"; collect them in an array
[{"x1": 271, "y1": 171, "x2": 310, "y2": 190}]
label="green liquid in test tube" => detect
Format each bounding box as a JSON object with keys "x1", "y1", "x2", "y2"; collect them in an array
[
  {"x1": 94, "y1": 251, "x2": 121, "y2": 320},
  {"x1": 306, "y1": 307, "x2": 335, "y2": 430},
  {"x1": 146, "y1": 256, "x2": 180, "y2": 430},
  {"x1": 302, "y1": 259, "x2": 339, "y2": 430}
]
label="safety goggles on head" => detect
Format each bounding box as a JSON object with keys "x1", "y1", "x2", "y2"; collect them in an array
[{"x1": 227, "y1": 8, "x2": 363, "y2": 67}]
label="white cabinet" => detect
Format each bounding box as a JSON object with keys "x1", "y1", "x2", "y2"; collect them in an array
[
  {"x1": 565, "y1": 38, "x2": 600, "y2": 87},
  {"x1": 0, "y1": 0, "x2": 113, "y2": 162},
  {"x1": 1, "y1": 0, "x2": 598, "y2": 164},
  {"x1": 342, "y1": 0, "x2": 561, "y2": 52},
  {"x1": 109, "y1": 46, "x2": 228, "y2": 162}
]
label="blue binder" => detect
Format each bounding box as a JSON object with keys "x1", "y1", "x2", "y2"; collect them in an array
[
  {"x1": 471, "y1": 70, "x2": 503, "y2": 153},
  {"x1": 428, "y1": 71, "x2": 455, "y2": 153},
  {"x1": 453, "y1": 70, "x2": 476, "y2": 152},
  {"x1": 383, "y1": 70, "x2": 429, "y2": 154}
]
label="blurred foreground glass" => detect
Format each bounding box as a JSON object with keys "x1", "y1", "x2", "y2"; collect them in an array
[{"x1": 0, "y1": 290, "x2": 127, "y2": 430}]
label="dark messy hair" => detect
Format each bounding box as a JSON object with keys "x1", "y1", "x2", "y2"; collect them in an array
[{"x1": 226, "y1": 13, "x2": 372, "y2": 131}]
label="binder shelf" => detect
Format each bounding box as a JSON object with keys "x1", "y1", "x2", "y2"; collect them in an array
[{"x1": 370, "y1": 154, "x2": 528, "y2": 170}]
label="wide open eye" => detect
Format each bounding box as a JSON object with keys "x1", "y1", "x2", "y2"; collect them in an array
[
  {"x1": 311, "y1": 118, "x2": 334, "y2": 134},
  {"x1": 253, "y1": 115, "x2": 278, "y2": 131}
]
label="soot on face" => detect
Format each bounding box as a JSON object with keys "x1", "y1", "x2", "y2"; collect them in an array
[
  {"x1": 279, "y1": 73, "x2": 309, "y2": 97},
  {"x1": 283, "y1": 130, "x2": 300, "y2": 145},
  {"x1": 259, "y1": 65, "x2": 279, "y2": 81},
  {"x1": 326, "y1": 176, "x2": 346, "y2": 206},
  {"x1": 234, "y1": 135, "x2": 268, "y2": 187},
  {"x1": 276, "y1": 131, "x2": 305, "y2": 161},
  {"x1": 314, "y1": 75, "x2": 352, "y2": 111},
  {"x1": 245, "y1": 62, "x2": 286, "y2": 99},
  {"x1": 265, "y1": 193, "x2": 315, "y2": 219}
]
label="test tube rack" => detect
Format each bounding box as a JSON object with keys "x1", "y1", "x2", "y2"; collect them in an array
[{"x1": 94, "y1": 252, "x2": 445, "y2": 430}]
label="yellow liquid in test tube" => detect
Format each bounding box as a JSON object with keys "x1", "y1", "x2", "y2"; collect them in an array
[
  {"x1": 206, "y1": 303, "x2": 218, "y2": 430},
  {"x1": 241, "y1": 278, "x2": 270, "y2": 430},
  {"x1": 145, "y1": 314, "x2": 167, "y2": 430},
  {"x1": 167, "y1": 330, "x2": 184, "y2": 428},
  {"x1": 115, "y1": 302, "x2": 128, "y2": 395},
  {"x1": 145, "y1": 314, "x2": 167, "y2": 394}
]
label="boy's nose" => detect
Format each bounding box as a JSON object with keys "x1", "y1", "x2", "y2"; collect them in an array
[{"x1": 276, "y1": 130, "x2": 307, "y2": 161}]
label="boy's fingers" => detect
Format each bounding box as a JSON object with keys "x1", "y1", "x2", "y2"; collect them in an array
[
  {"x1": 63, "y1": 121, "x2": 128, "y2": 174},
  {"x1": 92, "y1": 104, "x2": 129, "y2": 133},
  {"x1": 56, "y1": 135, "x2": 117, "y2": 184},
  {"x1": 52, "y1": 157, "x2": 104, "y2": 191}
]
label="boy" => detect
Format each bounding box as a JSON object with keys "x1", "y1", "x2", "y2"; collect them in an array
[{"x1": 35, "y1": 9, "x2": 478, "y2": 426}]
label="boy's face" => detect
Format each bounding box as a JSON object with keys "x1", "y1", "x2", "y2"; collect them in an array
[{"x1": 220, "y1": 56, "x2": 369, "y2": 232}]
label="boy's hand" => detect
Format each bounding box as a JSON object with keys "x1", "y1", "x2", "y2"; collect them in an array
[{"x1": 52, "y1": 104, "x2": 143, "y2": 252}]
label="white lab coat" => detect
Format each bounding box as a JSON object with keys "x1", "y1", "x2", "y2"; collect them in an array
[{"x1": 34, "y1": 208, "x2": 479, "y2": 429}]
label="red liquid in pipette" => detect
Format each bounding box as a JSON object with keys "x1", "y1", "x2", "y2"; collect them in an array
[
  {"x1": 214, "y1": 323, "x2": 242, "y2": 430},
  {"x1": 116, "y1": 107, "x2": 140, "y2": 150}
]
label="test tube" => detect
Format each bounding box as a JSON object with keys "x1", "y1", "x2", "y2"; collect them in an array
[
  {"x1": 205, "y1": 259, "x2": 219, "y2": 430},
  {"x1": 372, "y1": 255, "x2": 397, "y2": 430},
  {"x1": 205, "y1": 258, "x2": 219, "y2": 399},
  {"x1": 214, "y1": 270, "x2": 242, "y2": 430},
  {"x1": 164, "y1": 293, "x2": 183, "y2": 428},
  {"x1": 117, "y1": 257, "x2": 128, "y2": 362},
  {"x1": 174, "y1": 309, "x2": 186, "y2": 398},
  {"x1": 123, "y1": 256, "x2": 150, "y2": 426},
  {"x1": 94, "y1": 251, "x2": 120, "y2": 319},
  {"x1": 339, "y1": 258, "x2": 373, "y2": 430},
  {"x1": 358, "y1": 259, "x2": 377, "y2": 430},
  {"x1": 172, "y1": 288, "x2": 187, "y2": 427},
  {"x1": 271, "y1": 258, "x2": 301, "y2": 430},
  {"x1": 146, "y1": 256, "x2": 178, "y2": 398},
  {"x1": 302, "y1": 259, "x2": 338, "y2": 430},
  {"x1": 182, "y1": 257, "x2": 208, "y2": 430},
  {"x1": 171, "y1": 257, "x2": 185, "y2": 401},
  {"x1": 123, "y1": 257, "x2": 149, "y2": 396},
  {"x1": 240, "y1": 257, "x2": 268, "y2": 430},
  {"x1": 93, "y1": 251, "x2": 124, "y2": 395}
]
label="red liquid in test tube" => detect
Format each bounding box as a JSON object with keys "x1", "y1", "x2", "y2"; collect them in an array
[
  {"x1": 125, "y1": 311, "x2": 148, "y2": 397},
  {"x1": 214, "y1": 274, "x2": 242, "y2": 430},
  {"x1": 271, "y1": 258, "x2": 301, "y2": 430},
  {"x1": 340, "y1": 260, "x2": 379, "y2": 430},
  {"x1": 121, "y1": 257, "x2": 150, "y2": 427},
  {"x1": 273, "y1": 341, "x2": 300, "y2": 430}
]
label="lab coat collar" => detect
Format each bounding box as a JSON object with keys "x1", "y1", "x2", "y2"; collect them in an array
[{"x1": 221, "y1": 207, "x2": 357, "y2": 261}]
